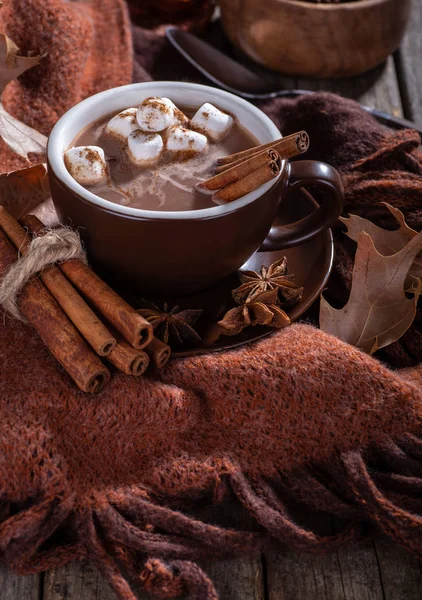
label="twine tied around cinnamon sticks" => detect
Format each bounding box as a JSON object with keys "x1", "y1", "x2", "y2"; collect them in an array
[
  {"x1": 0, "y1": 207, "x2": 172, "y2": 393},
  {"x1": 0, "y1": 226, "x2": 86, "y2": 321}
]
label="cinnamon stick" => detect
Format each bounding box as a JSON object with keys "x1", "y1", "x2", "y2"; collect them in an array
[
  {"x1": 216, "y1": 131, "x2": 310, "y2": 167},
  {"x1": 107, "y1": 338, "x2": 150, "y2": 376},
  {"x1": 0, "y1": 209, "x2": 116, "y2": 357},
  {"x1": 215, "y1": 152, "x2": 270, "y2": 174},
  {"x1": 213, "y1": 158, "x2": 281, "y2": 204},
  {"x1": 0, "y1": 228, "x2": 110, "y2": 393},
  {"x1": 23, "y1": 215, "x2": 153, "y2": 351},
  {"x1": 198, "y1": 149, "x2": 279, "y2": 192},
  {"x1": 144, "y1": 336, "x2": 172, "y2": 369}
]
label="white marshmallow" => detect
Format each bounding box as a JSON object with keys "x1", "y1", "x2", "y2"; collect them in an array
[
  {"x1": 105, "y1": 108, "x2": 139, "y2": 142},
  {"x1": 161, "y1": 98, "x2": 190, "y2": 127},
  {"x1": 191, "y1": 102, "x2": 234, "y2": 141},
  {"x1": 136, "y1": 97, "x2": 174, "y2": 132},
  {"x1": 166, "y1": 126, "x2": 207, "y2": 154},
  {"x1": 64, "y1": 146, "x2": 108, "y2": 186},
  {"x1": 127, "y1": 130, "x2": 163, "y2": 165}
]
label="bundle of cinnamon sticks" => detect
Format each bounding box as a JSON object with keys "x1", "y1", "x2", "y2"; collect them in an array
[
  {"x1": 0, "y1": 207, "x2": 172, "y2": 393},
  {"x1": 198, "y1": 130, "x2": 310, "y2": 203}
]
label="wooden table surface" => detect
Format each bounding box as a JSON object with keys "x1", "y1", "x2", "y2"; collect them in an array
[{"x1": 3, "y1": 2, "x2": 422, "y2": 599}]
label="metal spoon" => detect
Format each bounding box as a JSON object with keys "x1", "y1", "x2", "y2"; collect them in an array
[{"x1": 166, "y1": 26, "x2": 422, "y2": 134}]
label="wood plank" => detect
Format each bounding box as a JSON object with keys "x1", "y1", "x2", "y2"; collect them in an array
[
  {"x1": 0, "y1": 563, "x2": 41, "y2": 600},
  {"x1": 265, "y1": 540, "x2": 384, "y2": 600},
  {"x1": 295, "y1": 56, "x2": 403, "y2": 118},
  {"x1": 44, "y1": 556, "x2": 265, "y2": 600},
  {"x1": 395, "y1": 0, "x2": 422, "y2": 126},
  {"x1": 199, "y1": 502, "x2": 265, "y2": 600},
  {"x1": 336, "y1": 542, "x2": 385, "y2": 600},
  {"x1": 373, "y1": 538, "x2": 422, "y2": 600},
  {"x1": 267, "y1": 539, "x2": 422, "y2": 600},
  {"x1": 203, "y1": 555, "x2": 265, "y2": 600},
  {"x1": 233, "y1": 48, "x2": 403, "y2": 117},
  {"x1": 44, "y1": 561, "x2": 116, "y2": 600}
]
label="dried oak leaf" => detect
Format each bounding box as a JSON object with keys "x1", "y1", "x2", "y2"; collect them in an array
[
  {"x1": 0, "y1": 33, "x2": 47, "y2": 160},
  {"x1": 233, "y1": 257, "x2": 303, "y2": 305},
  {"x1": 138, "y1": 302, "x2": 202, "y2": 346},
  {"x1": 0, "y1": 34, "x2": 41, "y2": 93},
  {"x1": 320, "y1": 230, "x2": 422, "y2": 354},
  {"x1": 218, "y1": 289, "x2": 290, "y2": 337},
  {"x1": 0, "y1": 163, "x2": 50, "y2": 218},
  {"x1": 340, "y1": 202, "x2": 422, "y2": 280}
]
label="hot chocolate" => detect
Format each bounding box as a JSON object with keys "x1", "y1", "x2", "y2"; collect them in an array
[{"x1": 65, "y1": 97, "x2": 259, "y2": 212}]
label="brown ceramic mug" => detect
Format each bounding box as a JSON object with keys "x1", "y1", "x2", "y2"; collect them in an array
[{"x1": 48, "y1": 82, "x2": 343, "y2": 295}]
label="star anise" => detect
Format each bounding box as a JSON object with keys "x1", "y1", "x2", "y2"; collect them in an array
[
  {"x1": 138, "y1": 302, "x2": 202, "y2": 346},
  {"x1": 217, "y1": 289, "x2": 290, "y2": 337},
  {"x1": 232, "y1": 257, "x2": 303, "y2": 306}
]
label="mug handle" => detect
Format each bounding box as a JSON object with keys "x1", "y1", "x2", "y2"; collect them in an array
[{"x1": 259, "y1": 160, "x2": 344, "y2": 251}]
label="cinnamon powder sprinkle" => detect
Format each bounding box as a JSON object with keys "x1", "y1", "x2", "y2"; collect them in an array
[
  {"x1": 84, "y1": 148, "x2": 101, "y2": 164},
  {"x1": 144, "y1": 97, "x2": 172, "y2": 115}
]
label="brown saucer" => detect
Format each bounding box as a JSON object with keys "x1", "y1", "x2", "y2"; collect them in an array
[{"x1": 164, "y1": 186, "x2": 334, "y2": 357}]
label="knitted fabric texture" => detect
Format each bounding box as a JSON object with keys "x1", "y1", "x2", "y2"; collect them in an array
[
  {"x1": 0, "y1": 8, "x2": 422, "y2": 600},
  {"x1": 0, "y1": 0, "x2": 132, "y2": 172}
]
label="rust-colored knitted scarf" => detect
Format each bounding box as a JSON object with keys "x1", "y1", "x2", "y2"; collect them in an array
[
  {"x1": 0, "y1": 4, "x2": 422, "y2": 600},
  {"x1": 0, "y1": 0, "x2": 133, "y2": 172}
]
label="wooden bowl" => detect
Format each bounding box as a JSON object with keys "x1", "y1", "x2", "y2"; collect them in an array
[{"x1": 218, "y1": 0, "x2": 411, "y2": 78}]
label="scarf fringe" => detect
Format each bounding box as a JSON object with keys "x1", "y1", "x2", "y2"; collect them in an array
[{"x1": 1, "y1": 433, "x2": 422, "y2": 599}]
